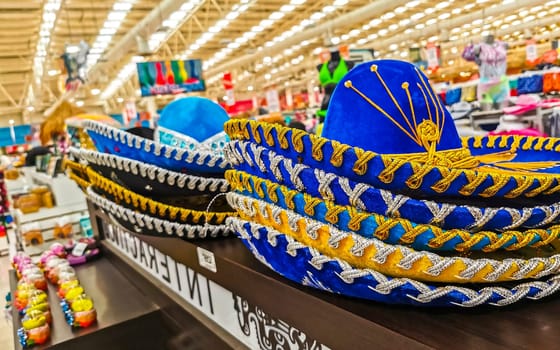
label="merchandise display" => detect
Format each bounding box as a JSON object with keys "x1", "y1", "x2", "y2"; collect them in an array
[
  {"x1": 69, "y1": 96, "x2": 236, "y2": 240},
  {"x1": 224, "y1": 59, "x2": 560, "y2": 307}
]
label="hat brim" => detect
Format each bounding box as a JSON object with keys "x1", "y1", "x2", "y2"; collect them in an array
[
  {"x1": 88, "y1": 187, "x2": 231, "y2": 240},
  {"x1": 229, "y1": 218, "x2": 560, "y2": 307},
  {"x1": 227, "y1": 192, "x2": 560, "y2": 284},
  {"x1": 85, "y1": 167, "x2": 235, "y2": 226},
  {"x1": 85, "y1": 120, "x2": 228, "y2": 175},
  {"x1": 226, "y1": 140, "x2": 560, "y2": 232},
  {"x1": 70, "y1": 148, "x2": 229, "y2": 198},
  {"x1": 225, "y1": 120, "x2": 560, "y2": 200},
  {"x1": 226, "y1": 170, "x2": 560, "y2": 253}
]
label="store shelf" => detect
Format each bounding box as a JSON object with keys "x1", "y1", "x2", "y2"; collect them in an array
[
  {"x1": 89, "y1": 204, "x2": 560, "y2": 350},
  {"x1": 15, "y1": 204, "x2": 87, "y2": 226},
  {"x1": 10, "y1": 257, "x2": 232, "y2": 350}
]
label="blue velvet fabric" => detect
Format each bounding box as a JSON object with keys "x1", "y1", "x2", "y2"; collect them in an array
[
  {"x1": 158, "y1": 97, "x2": 229, "y2": 143},
  {"x1": 229, "y1": 141, "x2": 558, "y2": 231},
  {"x1": 87, "y1": 127, "x2": 224, "y2": 174},
  {"x1": 240, "y1": 124, "x2": 560, "y2": 199},
  {"x1": 234, "y1": 220, "x2": 551, "y2": 307},
  {"x1": 233, "y1": 180, "x2": 550, "y2": 252},
  {"x1": 323, "y1": 60, "x2": 463, "y2": 154}
]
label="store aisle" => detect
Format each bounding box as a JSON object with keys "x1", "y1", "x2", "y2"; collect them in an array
[{"x1": 0, "y1": 255, "x2": 13, "y2": 349}]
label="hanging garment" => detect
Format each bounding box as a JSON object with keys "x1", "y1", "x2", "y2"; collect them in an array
[
  {"x1": 477, "y1": 41, "x2": 508, "y2": 80},
  {"x1": 478, "y1": 76, "x2": 510, "y2": 104}
]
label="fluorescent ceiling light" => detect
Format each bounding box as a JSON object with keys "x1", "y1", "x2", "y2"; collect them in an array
[
  {"x1": 333, "y1": 0, "x2": 348, "y2": 5},
  {"x1": 290, "y1": 0, "x2": 306, "y2": 5},
  {"x1": 436, "y1": 2, "x2": 450, "y2": 9},
  {"x1": 108, "y1": 12, "x2": 127, "y2": 21},
  {"x1": 389, "y1": 24, "x2": 399, "y2": 31},
  {"x1": 382, "y1": 12, "x2": 395, "y2": 20},
  {"x1": 100, "y1": 28, "x2": 117, "y2": 35},
  {"x1": 281, "y1": 5, "x2": 295, "y2": 12},
  {"x1": 411, "y1": 13, "x2": 424, "y2": 21},
  {"x1": 47, "y1": 69, "x2": 59, "y2": 76},
  {"x1": 76, "y1": 100, "x2": 84, "y2": 107},
  {"x1": 226, "y1": 12, "x2": 239, "y2": 20},
  {"x1": 260, "y1": 19, "x2": 273, "y2": 27},
  {"x1": 395, "y1": 6, "x2": 407, "y2": 13},
  {"x1": 113, "y1": 3, "x2": 133, "y2": 11},
  {"x1": 369, "y1": 18, "x2": 382, "y2": 26},
  {"x1": 323, "y1": 5, "x2": 335, "y2": 13}
]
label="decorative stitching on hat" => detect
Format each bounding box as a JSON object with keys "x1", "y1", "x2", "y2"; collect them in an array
[
  {"x1": 230, "y1": 141, "x2": 560, "y2": 232},
  {"x1": 70, "y1": 147, "x2": 230, "y2": 193},
  {"x1": 84, "y1": 120, "x2": 229, "y2": 169},
  {"x1": 226, "y1": 170, "x2": 560, "y2": 252},
  {"x1": 228, "y1": 217, "x2": 560, "y2": 307},
  {"x1": 88, "y1": 187, "x2": 230, "y2": 239},
  {"x1": 224, "y1": 119, "x2": 560, "y2": 199},
  {"x1": 86, "y1": 167, "x2": 235, "y2": 225}
]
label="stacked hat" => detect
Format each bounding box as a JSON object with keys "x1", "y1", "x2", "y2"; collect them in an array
[
  {"x1": 67, "y1": 96, "x2": 236, "y2": 240},
  {"x1": 224, "y1": 59, "x2": 560, "y2": 307}
]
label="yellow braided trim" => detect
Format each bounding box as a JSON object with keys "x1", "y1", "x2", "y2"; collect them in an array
[
  {"x1": 225, "y1": 170, "x2": 560, "y2": 252},
  {"x1": 67, "y1": 169, "x2": 90, "y2": 192},
  {"x1": 86, "y1": 167, "x2": 235, "y2": 225},
  {"x1": 64, "y1": 159, "x2": 86, "y2": 173},
  {"x1": 235, "y1": 198, "x2": 556, "y2": 284},
  {"x1": 466, "y1": 135, "x2": 560, "y2": 152},
  {"x1": 225, "y1": 119, "x2": 560, "y2": 198}
]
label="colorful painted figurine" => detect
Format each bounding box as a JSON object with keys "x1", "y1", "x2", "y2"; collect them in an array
[
  {"x1": 18, "y1": 309, "x2": 50, "y2": 347},
  {"x1": 61, "y1": 293, "x2": 96, "y2": 328}
]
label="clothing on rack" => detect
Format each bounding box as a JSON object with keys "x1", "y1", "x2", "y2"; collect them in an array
[
  {"x1": 518, "y1": 75, "x2": 543, "y2": 94},
  {"x1": 478, "y1": 76, "x2": 510, "y2": 104}
]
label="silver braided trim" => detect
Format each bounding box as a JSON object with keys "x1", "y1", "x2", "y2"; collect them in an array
[
  {"x1": 83, "y1": 120, "x2": 229, "y2": 169},
  {"x1": 87, "y1": 187, "x2": 231, "y2": 239},
  {"x1": 227, "y1": 217, "x2": 560, "y2": 307},
  {"x1": 226, "y1": 192, "x2": 560, "y2": 282},
  {"x1": 229, "y1": 140, "x2": 560, "y2": 231},
  {"x1": 70, "y1": 147, "x2": 229, "y2": 193}
]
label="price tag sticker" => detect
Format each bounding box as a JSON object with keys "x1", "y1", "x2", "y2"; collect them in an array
[
  {"x1": 197, "y1": 247, "x2": 217, "y2": 273},
  {"x1": 72, "y1": 242, "x2": 88, "y2": 257}
]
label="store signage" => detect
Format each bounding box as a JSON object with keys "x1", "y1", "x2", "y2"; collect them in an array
[
  {"x1": 103, "y1": 222, "x2": 329, "y2": 350},
  {"x1": 122, "y1": 100, "x2": 137, "y2": 127},
  {"x1": 136, "y1": 59, "x2": 205, "y2": 97},
  {"x1": 426, "y1": 42, "x2": 440, "y2": 71},
  {"x1": 526, "y1": 39, "x2": 538, "y2": 65},
  {"x1": 266, "y1": 89, "x2": 281, "y2": 112}
]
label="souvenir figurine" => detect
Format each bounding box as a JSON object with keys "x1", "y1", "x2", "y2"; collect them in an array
[{"x1": 18, "y1": 309, "x2": 50, "y2": 347}]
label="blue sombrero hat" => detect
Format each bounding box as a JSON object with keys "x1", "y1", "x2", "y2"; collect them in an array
[
  {"x1": 85, "y1": 96, "x2": 230, "y2": 175},
  {"x1": 228, "y1": 218, "x2": 560, "y2": 307},
  {"x1": 225, "y1": 60, "x2": 560, "y2": 200},
  {"x1": 226, "y1": 140, "x2": 560, "y2": 232},
  {"x1": 69, "y1": 147, "x2": 229, "y2": 199},
  {"x1": 225, "y1": 170, "x2": 560, "y2": 253},
  {"x1": 222, "y1": 59, "x2": 560, "y2": 307}
]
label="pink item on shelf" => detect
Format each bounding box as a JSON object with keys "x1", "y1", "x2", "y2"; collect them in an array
[
  {"x1": 503, "y1": 95, "x2": 541, "y2": 115},
  {"x1": 489, "y1": 128, "x2": 548, "y2": 137}
]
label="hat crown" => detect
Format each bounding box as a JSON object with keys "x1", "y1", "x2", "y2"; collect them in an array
[
  {"x1": 322, "y1": 60, "x2": 462, "y2": 155},
  {"x1": 157, "y1": 96, "x2": 229, "y2": 151}
]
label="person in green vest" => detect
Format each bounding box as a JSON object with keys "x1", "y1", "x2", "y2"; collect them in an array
[{"x1": 315, "y1": 50, "x2": 354, "y2": 135}]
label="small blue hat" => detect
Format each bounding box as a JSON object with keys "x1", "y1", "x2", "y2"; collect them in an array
[{"x1": 85, "y1": 97, "x2": 230, "y2": 175}]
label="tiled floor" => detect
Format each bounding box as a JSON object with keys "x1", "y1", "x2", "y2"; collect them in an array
[{"x1": 0, "y1": 251, "x2": 14, "y2": 349}]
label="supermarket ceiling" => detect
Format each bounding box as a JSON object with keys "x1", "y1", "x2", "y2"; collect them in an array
[{"x1": 0, "y1": 0, "x2": 559, "y2": 124}]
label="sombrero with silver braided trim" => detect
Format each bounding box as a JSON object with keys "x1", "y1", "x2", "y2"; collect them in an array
[
  {"x1": 69, "y1": 147, "x2": 229, "y2": 198},
  {"x1": 85, "y1": 167, "x2": 235, "y2": 226},
  {"x1": 227, "y1": 192, "x2": 560, "y2": 284},
  {"x1": 226, "y1": 170, "x2": 560, "y2": 253},
  {"x1": 85, "y1": 97, "x2": 230, "y2": 175},
  {"x1": 88, "y1": 187, "x2": 231, "y2": 240},
  {"x1": 224, "y1": 60, "x2": 560, "y2": 200},
  {"x1": 228, "y1": 217, "x2": 560, "y2": 307},
  {"x1": 225, "y1": 140, "x2": 560, "y2": 232}
]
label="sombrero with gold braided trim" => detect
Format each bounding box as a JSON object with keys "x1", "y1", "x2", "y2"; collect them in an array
[
  {"x1": 85, "y1": 97, "x2": 230, "y2": 175},
  {"x1": 224, "y1": 60, "x2": 560, "y2": 200},
  {"x1": 69, "y1": 147, "x2": 230, "y2": 199},
  {"x1": 228, "y1": 217, "x2": 560, "y2": 307},
  {"x1": 226, "y1": 140, "x2": 560, "y2": 232},
  {"x1": 227, "y1": 192, "x2": 560, "y2": 284},
  {"x1": 85, "y1": 167, "x2": 235, "y2": 227},
  {"x1": 226, "y1": 170, "x2": 560, "y2": 253},
  {"x1": 88, "y1": 187, "x2": 231, "y2": 239}
]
